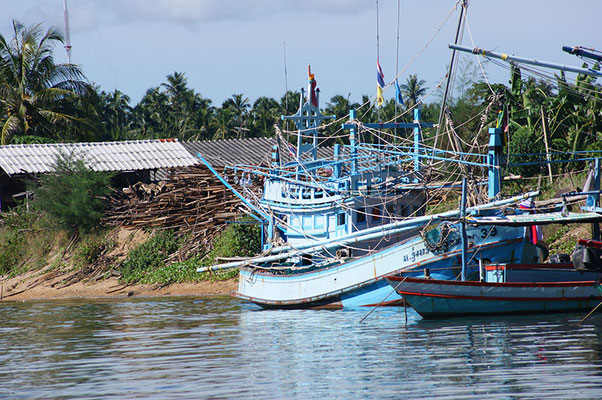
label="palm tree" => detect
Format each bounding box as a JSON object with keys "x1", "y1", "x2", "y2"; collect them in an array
[
  {"x1": 325, "y1": 94, "x2": 357, "y2": 119},
  {"x1": 280, "y1": 90, "x2": 301, "y2": 115},
  {"x1": 223, "y1": 94, "x2": 250, "y2": 138},
  {"x1": 0, "y1": 21, "x2": 88, "y2": 144},
  {"x1": 103, "y1": 89, "x2": 131, "y2": 140},
  {"x1": 400, "y1": 75, "x2": 427, "y2": 109},
  {"x1": 212, "y1": 107, "x2": 234, "y2": 140},
  {"x1": 252, "y1": 96, "x2": 279, "y2": 137},
  {"x1": 280, "y1": 91, "x2": 300, "y2": 132}
]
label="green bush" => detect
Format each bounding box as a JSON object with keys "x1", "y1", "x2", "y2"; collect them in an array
[
  {"x1": 118, "y1": 221, "x2": 259, "y2": 285},
  {"x1": 508, "y1": 128, "x2": 545, "y2": 177},
  {"x1": 206, "y1": 220, "x2": 261, "y2": 261},
  {"x1": 32, "y1": 151, "x2": 113, "y2": 235},
  {"x1": 0, "y1": 205, "x2": 42, "y2": 274},
  {"x1": 73, "y1": 232, "x2": 114, "y2": 267},
  {"x1": 0, "y1": 230, "x2": 25, "y2": 275},
  {"x1": 120, "y1": 230, "x2": 180, "y2": 283}
]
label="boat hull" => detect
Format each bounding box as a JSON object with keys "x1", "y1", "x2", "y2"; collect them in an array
[
  {"x1": 235, "y1": 224, "x2": 528, "y2": 308},
  {"x1": 386, "y1": 276, "x2": 602, "y2": 318}
]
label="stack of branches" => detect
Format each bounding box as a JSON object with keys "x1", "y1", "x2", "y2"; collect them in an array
[{"x1": 103, "y1": 165, "x2": 258, "y2": 261}]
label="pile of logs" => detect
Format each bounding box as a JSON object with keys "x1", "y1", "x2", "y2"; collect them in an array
[{"x1": 103, "y1": 165, "x2": 254, "y2": 260}]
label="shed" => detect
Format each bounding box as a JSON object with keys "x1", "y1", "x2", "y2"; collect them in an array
[{"x1": 0, "y1": 139, "x2": 198, "y2": 210}]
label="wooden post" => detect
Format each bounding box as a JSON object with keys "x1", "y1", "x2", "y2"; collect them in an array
[
  {"x1": 460, "y1": 177, "x2": 468, "y2": 281},
  {"x1": 541, "y1": 107, "x2": 553, "y2": 185},
  {"x1": 413, "y1": 108, "x2": 422, "y2": 172}
]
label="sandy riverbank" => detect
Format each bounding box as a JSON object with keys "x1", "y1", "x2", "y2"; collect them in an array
[{"x1": 0, "y1": 267, "x2": 237, "y2": 302}]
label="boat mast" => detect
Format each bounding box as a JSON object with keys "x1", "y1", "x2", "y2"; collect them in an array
[
  {"x1": 450, "y1": 44, "x2": 602, "y2": 79},
  {"x1": 434, "y1": 0, "x2": 468, "y2": 151},
  {"x1": 281, "y1": 66, "x2": 334, "y2": 162}
]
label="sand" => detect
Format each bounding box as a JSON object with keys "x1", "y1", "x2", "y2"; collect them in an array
[{"x1": 0, "y1": 267, "x2": 237, "y2": 302}]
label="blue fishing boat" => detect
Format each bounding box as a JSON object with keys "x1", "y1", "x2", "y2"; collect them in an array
[
  {"x1": 383, "y1": 43, "x2": 602, "y2": 318},
  {"x1": 385, "y1": 275, "x2": 602, "y2": 319},
  {"x1": 197, "y1": 69, "x2": 540, "y2": 308},
  {"x1": 387, "y1": 239, "x2": 602, "y2": 318}
]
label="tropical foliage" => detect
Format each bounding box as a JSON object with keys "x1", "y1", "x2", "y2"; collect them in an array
[
  {"x1": 0, "y1": 20, "x2": 601, "y2": 180},
  {"x1": 31, "y1": 151, "x2": 113, "y2": 235},
  {"x1": 0, "y1": 21, "x2": 88, "y2": 144}
]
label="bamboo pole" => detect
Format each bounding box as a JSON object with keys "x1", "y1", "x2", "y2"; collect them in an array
[{"x1": 541, "y1": 107, "x2": 554, "y2": 185}]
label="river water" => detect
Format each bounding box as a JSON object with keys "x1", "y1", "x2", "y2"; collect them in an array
[{"x1": 1, "y1": 296, "x2": 601, "y2": 399}]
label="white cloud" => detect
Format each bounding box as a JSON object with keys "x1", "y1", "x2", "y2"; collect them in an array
[
  {"x1": 108, "y1": 0, "x2": 370, "y2": 26},
  {"x1": 4, "y1": 0, "x2": 372, "y2": 35}
]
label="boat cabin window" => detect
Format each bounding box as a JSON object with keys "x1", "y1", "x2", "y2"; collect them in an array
[
  {"x1": 386, "y1": 205, "x2": 395, "y2": 219},
  {"x1": 356, "y1": 207, "x2": 366, "y2": 224},
  {"x1": 302, "y1": 215, "x2": 312, "y2": 229},
  {"x1": 314, "y1": 190, "x2": 324, "y2": 199},
  {"x1": 337, "y1": 213, "x2": 346, "y2": 226},
  {"x1": 371, "y1": 206, "x2": 381, "y2": 222}
]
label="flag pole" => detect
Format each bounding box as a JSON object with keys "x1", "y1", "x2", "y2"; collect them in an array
[{"x1": 376, "y1": 0, "x2": 381, "y2": 122}]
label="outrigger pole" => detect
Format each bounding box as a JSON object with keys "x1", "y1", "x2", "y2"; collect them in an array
[
  {"x1": 450, "y1": 44, "x2": 602, "y2": 79},
  {"x1": 198, "y1": 190, "x2": 540, "y2": 272}
]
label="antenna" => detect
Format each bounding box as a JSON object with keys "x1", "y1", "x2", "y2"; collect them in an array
[
  {"x1": 283, "y1": 41, "x2": 288, "y2": 109},
  {"x1": 63, "y1": 0, "x2": 72, "y2": 64}
]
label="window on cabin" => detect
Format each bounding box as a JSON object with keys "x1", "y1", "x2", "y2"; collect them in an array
[
  {"x1": 387, "y1": 205, "x2": 395, "y2": 220},
  {"x1": 356, "y1": 207, "x2": 366, "y2": 223},
  {"x1": 337, "y1": 213, "x2": 346, "y2": 226},
  {"x1": 302, "y1": 215, "x2": 312, "y2": 229},
  {"x1": 372, "y1": 206, "x2": 381, "y2": 222}
]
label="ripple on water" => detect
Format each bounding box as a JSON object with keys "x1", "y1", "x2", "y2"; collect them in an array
[{"x1": 0, "y1": 297, "x2": 601, "y2": 399}]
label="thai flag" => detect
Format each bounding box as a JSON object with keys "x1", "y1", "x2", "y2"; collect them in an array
[
  {"x1": 377, "y1": 60, "x2": 385, "y2": 88},
  {"x1": 286, "y1": 140, "x2": 296, "y2": 157},
  {"x1": 376, "y1": 60, "x2": 385, "y2": 106}
]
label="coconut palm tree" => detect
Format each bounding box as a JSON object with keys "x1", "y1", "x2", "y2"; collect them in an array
[
  {"x1": 103, "y1": 89, "x2": 131, "y2": 140},
  {"x1": 223, "y1": 94, "x2": 250, "y2": 138},
  {"x1": 325, "y1": 94, "x2": 358, "y2": 119},
  {"x1": 0, "y1": 21, "x2": 88, "y2": 144},
  {"x1": 212, "y1": 107, "x2": 235, "y2": 140},
  {"x1": 252, "y1": 96, "x2": 279, "y2": 137},
  {"x1": 400, "y1": 74, "x2": 427, "y2": 109}
]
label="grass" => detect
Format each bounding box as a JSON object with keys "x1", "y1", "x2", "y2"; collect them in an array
[
  {"x1": 73, "y1": 231, "x2": 115, "y2": 268},
  {"x1": 117, "y1": 220, "x2": 260, "y2": 285},
  {"x1": 0, "y1": 205, "x2": 256, "y2": 287},
  {"x1": 119, "y1": 230, "x2": 181, "y2": 284},
  {"x1": 0, "y1": 205, "x2": 64, "y2": 276}
]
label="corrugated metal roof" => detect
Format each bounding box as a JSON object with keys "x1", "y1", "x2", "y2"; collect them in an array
[
  {"x1": 183, "y1": 137, "x2": 275, "y2": 167},
  {"x1": 0, "y1": 140, "x2": 199, "y2": 176},
  {"x1": 182, "y1": 137, "x2": 334, "y2": 167}
]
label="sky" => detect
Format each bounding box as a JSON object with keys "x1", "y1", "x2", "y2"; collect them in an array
[{"x1": 2, "y1": 1, "x2": 601, "y2": 107}]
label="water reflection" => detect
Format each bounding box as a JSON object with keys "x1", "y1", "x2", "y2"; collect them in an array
[{"x1": 0, "y1": 297, "x2": 601, "y2": 399}]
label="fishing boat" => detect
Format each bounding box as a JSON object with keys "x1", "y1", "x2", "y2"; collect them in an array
[
  {"x1": 384, "y1": 168, "x2": 602, "y2": 319},
  {"x1": 386, "y1": 240, "x2": 602, "y2": 318},
  {"x1": 382, "y1": 43, "x2": 602, "y2": 319},
  {"x1": 196, "y1": 68, "x2": 540, "y2": 308},
  {"x1": 385, "y1": 275, "x2": 602, "y2": 319},
  {"x1": 385, "y1": 172, "x2": 602, "y2": 319}
]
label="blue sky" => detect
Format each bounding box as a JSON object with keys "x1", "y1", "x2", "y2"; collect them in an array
[{"x1": 2, "y1": 1, "x2": 601, "y2": 106}]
